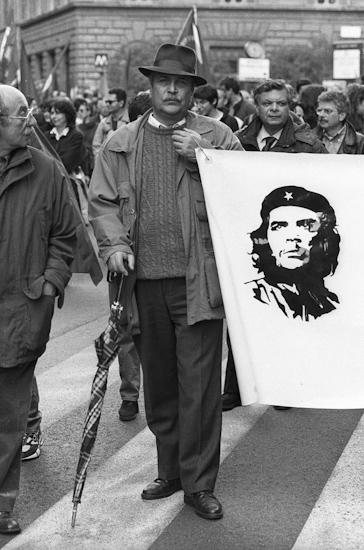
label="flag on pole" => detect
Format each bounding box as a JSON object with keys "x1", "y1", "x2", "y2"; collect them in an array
[
  {"x1": 176, "y1": 7, "x2": 212, "y2": 84},
  {"x1": 40, "y1": 41, "x2": 70, "y2": 98}
]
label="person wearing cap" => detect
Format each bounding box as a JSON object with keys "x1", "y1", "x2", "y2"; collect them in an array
[
  {"x1": 235, "y1": 79, "x2": 328, "y2": 153},
  {"x1": 314, "y1": 90, "x2": 364, "y2": 155},
  {"x1": 223, "y1": 78, "x2": 328, "y2": 414},
  {"x1": 89, "y1": 43, "x2": 242, "y2": 520},
  {"x1": 246, "y1": 185, "x2": 340, "y2": 320}
]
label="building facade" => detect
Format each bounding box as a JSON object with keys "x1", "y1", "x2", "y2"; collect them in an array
[{"x1": 2, "y1": 0, "x2": 364, "y2": 96}]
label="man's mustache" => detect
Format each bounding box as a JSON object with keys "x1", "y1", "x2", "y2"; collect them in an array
[{"x1": 165, "y1": 96, "x2": 181, "y2": 102}]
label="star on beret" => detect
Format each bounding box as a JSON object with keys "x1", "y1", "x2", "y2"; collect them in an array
[{"x1": 284, "y1": 191, "x2": 293, "y2": 201}]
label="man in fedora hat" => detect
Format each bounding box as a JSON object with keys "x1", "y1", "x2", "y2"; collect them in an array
[{"x1": 89, "y1": 43, "x2": 242, "y2": 520}]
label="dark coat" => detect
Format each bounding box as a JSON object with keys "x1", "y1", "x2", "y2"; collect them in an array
[
  {"x1": 313, "y1": 121, "x2": 364, "y2": 155},
  {"x1": 44, "y1": 126, "x2": 86, "y2": 173},
  {"x1": 236, "y1": 115, "x2": 328, "y2": 154},
  {"x1": 0, "y1": 146, "x2": 77, "y2": 368},
  {"x1": 77, "y1": 117, "x2": 98, "y2": 176},
  {"x1": 30, "y1": 127, "x2": 103, "y2": 286},
  {"x1": 233, "y1": 97, "x2": 256, "y2": 122}
]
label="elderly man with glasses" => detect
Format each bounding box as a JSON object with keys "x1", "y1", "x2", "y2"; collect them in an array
[
  {"x1": 92, "y1": 87, "x2": 129, "y2": 157},
  {"x1": 0, "y1": 84, "x2": 76, "y2": 534}
]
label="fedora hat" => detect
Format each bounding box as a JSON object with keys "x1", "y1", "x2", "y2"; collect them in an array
[{"x1": 139, "y1": 43, "x2": 207, "y2": 87}]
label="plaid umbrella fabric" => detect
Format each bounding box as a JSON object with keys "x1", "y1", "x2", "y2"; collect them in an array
[{"x1": 72, "y1": 275, "x2": 126, "y2": 527}]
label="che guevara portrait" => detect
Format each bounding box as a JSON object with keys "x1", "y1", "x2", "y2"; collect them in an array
[{"x1": 245, "y1": 186, "x2": 340, "y2": 321}]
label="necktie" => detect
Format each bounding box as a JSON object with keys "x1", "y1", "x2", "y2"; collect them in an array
[{"x1": 262, "y1": 136, "x2": 276, "y2": 151}]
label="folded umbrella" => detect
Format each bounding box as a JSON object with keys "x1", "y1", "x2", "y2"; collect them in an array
[{"x1": 72, "y1": 274, "x2": 126, "y2": 527}]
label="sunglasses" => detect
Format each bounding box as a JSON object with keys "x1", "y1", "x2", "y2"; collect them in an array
[{"x1": 105, "y1": 100, "x2": 117, "y2": 105}]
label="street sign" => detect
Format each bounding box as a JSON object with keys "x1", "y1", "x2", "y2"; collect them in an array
[
  {"x1": 333, "y1": 48, "x2": 360, "y2": 79},
  {"x1": 238, "y1": 58, "x2": 270, "y2": 81},
  {"x1": 340, "y1": 26, "x2": 361, "y2": 39},
  {"x1": 94, "y1": 54, "x2": 108, "y2": 67}
]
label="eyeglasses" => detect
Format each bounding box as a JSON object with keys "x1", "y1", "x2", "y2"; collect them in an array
[
  {"x1": 316, "y1": 108, "x2": 337, "y2": 116},
  {"x1": 105, "y1": 100, "x2": 117, "y2": 105},
  {"x1": 0, "y1": 107, "x2": 35, "y2": 122}
]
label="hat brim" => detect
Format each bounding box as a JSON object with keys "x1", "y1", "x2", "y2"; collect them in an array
[{"x1": 138, "y1": 66, "x2": 207, "y2": 87}]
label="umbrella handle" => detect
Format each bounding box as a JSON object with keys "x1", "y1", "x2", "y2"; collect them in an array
[{"x1": 116, "y1": 274, "x2": 125, "y2": 303}]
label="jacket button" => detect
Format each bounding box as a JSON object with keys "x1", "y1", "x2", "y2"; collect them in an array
[{"x1": 129, "y1": 209, "x2": 135, "y2": 214}]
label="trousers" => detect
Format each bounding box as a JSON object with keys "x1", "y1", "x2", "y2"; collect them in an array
[
  {"x1": 134, "y1": 278, "x2": 223, "y2": 494},
  {"x1": 118, "y1": 331, "x2": 140, "y2": 402},
  {"x1": 223, "y1": 332, "x2": 240, "y2": 397},
  {"x1": 26, "y1": 376, "x2": 42, "y2": 433},
  {"x1": 0, "y1": 361, "x2": 36, "y2": 511}
]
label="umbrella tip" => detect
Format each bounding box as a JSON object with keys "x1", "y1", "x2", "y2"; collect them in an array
[{"x1": 71, "y1": 504, "x2": 78, "y2": 528}]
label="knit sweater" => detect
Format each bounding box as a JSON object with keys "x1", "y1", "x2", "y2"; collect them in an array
[{"x1": 136, "y1": 123, "x2": 186, "y2": 279}]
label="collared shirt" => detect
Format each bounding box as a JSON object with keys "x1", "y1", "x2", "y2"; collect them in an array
[
  {"x1": 257, "y1": 126, "x2": 283, "y2": 151},
  {"x1": 321, "y1": 124, "x2": 346, "y2": 154},
  {"x1": 50, "y1": 126, "x2": 70, "y2": 141},
  {"x1": 148, "y1": 113, "x2": 186, "y2": 129}
]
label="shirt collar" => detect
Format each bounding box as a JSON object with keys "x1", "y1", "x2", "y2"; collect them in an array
[
  {"x1": 257, "y1": 126, "x2": 283, "y2": 150},
  {"x1": 50, "y1": 126, "x2": 70, "y2": 140},
  {"x1": 148, "y1": 113, "x2": 186, "y2": 129},
  {"x1": 322, "y1": 124, "x2": 346, "y2": 141}
]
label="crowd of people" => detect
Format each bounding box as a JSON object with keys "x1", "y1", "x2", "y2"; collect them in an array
[{"x1": 1, "y1": 40, "x2": 364, "y2": 534}]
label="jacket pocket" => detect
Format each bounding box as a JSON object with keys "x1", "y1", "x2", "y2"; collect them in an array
[
  {"x1": 204, "y1": 249, "x2": 223, "y2": 308},
  {"x1": 25, "y1": 294, "x2": 55, "y2": 352}
]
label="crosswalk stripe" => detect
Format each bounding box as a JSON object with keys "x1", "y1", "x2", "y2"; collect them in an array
[
  {"x1": 37, "y1": 347, "x2": 120, "y2": 430},
  {"x1": 292, "y1": 413, "x2": 364, "y2": 550}
]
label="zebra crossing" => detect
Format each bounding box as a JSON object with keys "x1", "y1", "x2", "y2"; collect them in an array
[{"x1": 1, "y1": 274, "x2": 364, "y2": 549}]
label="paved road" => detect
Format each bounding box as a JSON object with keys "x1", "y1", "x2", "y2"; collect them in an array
[{"x1": 1, "y1": 272, "x2": 364, "y2": 550}]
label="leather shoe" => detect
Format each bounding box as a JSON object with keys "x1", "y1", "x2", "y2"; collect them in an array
[
  {"x1": 142, "y1": 478, "x2": 182, "y2": 500},
  {"x1": 0, "y1": 512, "x2": 21, "y2": 534},
  {"x1": 118, "y1": 400, "x2": 139, "y2": 421},
  {"x1": 222, "y1": 392, "x2": 241, "y2": 411},
  {"x1": 273, "y1": 406, "x2": 292, "y2": 411},
  {"x1": 184, "y1": 491, "x2": 223, "y2": 520}
]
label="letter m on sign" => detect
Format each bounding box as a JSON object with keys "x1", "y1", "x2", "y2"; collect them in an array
[{"x1": 94, "y1": 54, "x2": 108, "y2": 67}]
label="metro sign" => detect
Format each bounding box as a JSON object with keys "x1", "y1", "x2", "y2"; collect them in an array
[{"x1": 94, "y1": 54, "x2": 108, "y2": 67}]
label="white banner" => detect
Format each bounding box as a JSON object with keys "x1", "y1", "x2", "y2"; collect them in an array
[{"x1": 197, "y1": 149, "x2": 364, "y2": 409}]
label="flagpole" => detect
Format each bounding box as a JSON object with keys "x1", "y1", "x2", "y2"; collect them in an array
[{"x1": 193, "y1": 5, "x2": 198, "y2": 26}]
